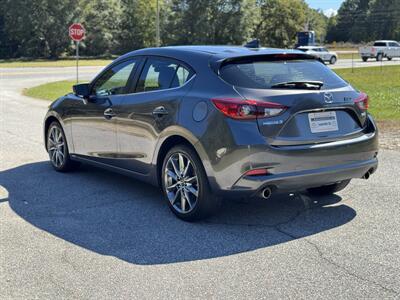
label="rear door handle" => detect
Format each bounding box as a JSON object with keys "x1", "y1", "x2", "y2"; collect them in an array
[
  {"x1": 104, "y1": 108, "x2": 116, "y2": 119},
  {"x1": 152, "y1": 106, "x2": 168, "y2": 116}
]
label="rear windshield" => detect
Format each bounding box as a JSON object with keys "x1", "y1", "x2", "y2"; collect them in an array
[
  {"x1": 373, "y1": 42, "x2": 387, "y2": 47},
  {"x1": 219, "y1": 59, "x2": 347, "y2": 90}
]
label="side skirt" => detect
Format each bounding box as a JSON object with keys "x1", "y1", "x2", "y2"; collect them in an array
[{"x1": 70, "y1": 154, "x2": 159, "y2": 187}]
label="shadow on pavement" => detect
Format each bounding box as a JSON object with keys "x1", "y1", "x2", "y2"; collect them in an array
[{"x1": 0, "y1": 161, "x2": 356, "y2": 265}]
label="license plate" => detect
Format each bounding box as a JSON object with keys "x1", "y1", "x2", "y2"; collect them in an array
[{"x1": 308, "y1": 111, "x2": 338, "y2": 133}]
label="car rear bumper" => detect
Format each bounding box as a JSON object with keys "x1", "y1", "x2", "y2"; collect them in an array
[
  {"x1": 227, "y1": 157, "x2": 377, "y2": 198},
  {"x1": 360, "y1": 53, "x2": 377, "y2": 58},
  {"x1": 208, "y1": 115, "x2": 379, "y2": 198}
]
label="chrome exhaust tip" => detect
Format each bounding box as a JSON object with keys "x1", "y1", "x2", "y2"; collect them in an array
[{"x1": 261, "y1": 187, "x2": 272, "y2": 199}]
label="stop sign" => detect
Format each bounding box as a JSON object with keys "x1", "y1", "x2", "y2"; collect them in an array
[{"x1": 69, "y1": 23, "x2": 85, "y2": 42}]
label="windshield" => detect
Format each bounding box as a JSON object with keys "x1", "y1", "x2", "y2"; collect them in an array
[{"x1": 219, "y1": 60, "x2": 347, "y2": 90}]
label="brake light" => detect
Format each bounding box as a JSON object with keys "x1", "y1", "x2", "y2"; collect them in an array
[
  {"x1": 273, "y1": 54, "x2": 301, "y2": 59},
  {"x1": 355, "y1": 92, "x2": 369, "y2": 110},
  {"x1": 245, "y1": 168, "x2": 269, "y2": 176},
  {"x1": 212, "y1": 98, "x2": 287, "y2": 120}
]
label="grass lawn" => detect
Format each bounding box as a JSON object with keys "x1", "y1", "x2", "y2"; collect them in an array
[
  {"x1": 0, "y1": 58, "x2": 112, "y2": 68},
  {"x1": 335, "y1": 65, "x2": 400, "y2": 120},
  {"x1": 23, "y1": 80, "x2": 77, "y2": 101},
  {"x1": 329, "y1": 47, "x2": 358, "y2": 52},
  {"x1": 23, "y1": 66, "x2": 400, "y2": 120},
  {"x1": 338, "y1": 53, "x2": 358, "y2": 60}
]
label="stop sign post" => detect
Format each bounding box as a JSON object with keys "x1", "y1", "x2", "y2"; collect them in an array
[{"x1": 69, "y1": 23, "x2": 85, "y2": 82}]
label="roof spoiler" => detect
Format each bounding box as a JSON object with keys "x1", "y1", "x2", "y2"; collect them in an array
[
  {"x1": 210, "y1": 52, "x2": 322, "y2": 74},
  {"x1": 244, "y1": 39, "x2": 260, "y2": 48}
]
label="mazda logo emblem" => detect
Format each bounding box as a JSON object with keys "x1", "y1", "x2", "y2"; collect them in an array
[{"x1": 324, "y1": 92, "x2": 334, "y2": 103}]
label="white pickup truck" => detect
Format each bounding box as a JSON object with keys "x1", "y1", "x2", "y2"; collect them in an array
[{"x1": 359, "y1": 40, "x2": 400, "y2": 62}]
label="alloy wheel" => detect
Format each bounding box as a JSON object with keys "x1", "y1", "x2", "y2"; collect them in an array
[
  {"x1": 164, "y1": 152, "x2": 199, "y2": 214},
  {"x1": 47, "y1": 125, "x2": 65, "y2": 168}
]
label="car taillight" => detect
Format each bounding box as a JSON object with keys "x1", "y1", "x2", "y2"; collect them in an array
[
  {"x1": 355, "y1": 92, "x2": 369, "y2": 110},
  {"x1": 212, "y1": 98, "x2": 287, "y2": 120},
  {"x1": 245, "y1": 168, "x2": 269, "y2": 176},
  {"x1": 273, "y1": 54, "x2": 302, "y2": 59}
]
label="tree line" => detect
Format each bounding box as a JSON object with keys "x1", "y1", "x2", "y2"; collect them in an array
[
  {"x1": 327, "y1": 0, "x2": 400, "y2": 43},
  {"x1": 0, "y1": 0, "x2": 399, "y2": 59}
]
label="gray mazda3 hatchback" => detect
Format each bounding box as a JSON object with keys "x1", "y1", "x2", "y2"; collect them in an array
[{"x1": 44, "y1": 46, "x2": 378, "y2": 221}]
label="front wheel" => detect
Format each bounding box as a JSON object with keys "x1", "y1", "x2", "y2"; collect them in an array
[
  {"x1": 47, "y1": 121, "x2": 79, "y2": 172},
  {"x1": 307, "y1": 179, "x2": 351, "y2": 196},
  {"x1": 161, "y1": 145, "x2": 219, "y2": 221},
  {"x1": 362, "y1": 57, "x2": 368, "y2": 62},
  {"x1": 387, "y1": 57, "x2": 392, "y2": 61},
  {"x1": 329, "y1": 56, "x2": 337, "y2": 65}
]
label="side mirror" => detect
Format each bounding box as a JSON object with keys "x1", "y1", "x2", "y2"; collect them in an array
[{"x1": 73, "y1": 83, "x2": 90, "y2": 98}]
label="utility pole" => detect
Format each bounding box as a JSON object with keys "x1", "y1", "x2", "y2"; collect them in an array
[{"x1": 156, "y1": 0, "x2": 160, "y2": 47}]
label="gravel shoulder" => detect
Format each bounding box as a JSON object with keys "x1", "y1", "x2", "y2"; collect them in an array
[{"x1": 377, "y1": 121, "x2": 400, "y2": 151}]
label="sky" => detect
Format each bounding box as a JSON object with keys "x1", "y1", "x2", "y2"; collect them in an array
[{"x1": 305, "y1": 0, "x2": 345, "y2": 16}]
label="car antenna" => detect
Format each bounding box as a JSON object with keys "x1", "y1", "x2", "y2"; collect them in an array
[{"x1": 244, "y1": 39, "x2": 260, "y2": 48}]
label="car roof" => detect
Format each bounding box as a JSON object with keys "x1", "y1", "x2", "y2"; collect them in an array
[
  {"x1": 130, "y1": 45, "x2": 302, "y2": 55},
  {"x1": 374, "y1": 40, "x2": 398, "y2": 43},
  {"x1": 298, "y1": 46, "x2": 324, "y2": 49}
]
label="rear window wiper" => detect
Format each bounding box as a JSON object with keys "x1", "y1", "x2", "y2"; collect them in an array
[{"x1": 270, "y1": 81, "x2": 324, "y2": 90}]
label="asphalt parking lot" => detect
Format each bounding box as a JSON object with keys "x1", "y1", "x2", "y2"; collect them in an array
[{"x1": 1, "y1": 65, "x2": 400, "y2": 299}]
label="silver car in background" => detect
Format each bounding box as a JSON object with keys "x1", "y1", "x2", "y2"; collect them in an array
[
  {"x1": 297, "y1": 46, "x2": 338, "y2": 64},
  {"x1": 359, "y1": 40, "x2": 400, "y2": 62}
]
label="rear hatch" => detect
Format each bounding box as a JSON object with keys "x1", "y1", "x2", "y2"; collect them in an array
[{"x1": 218, "y1": 55, "x2": 368, "y2": 146}]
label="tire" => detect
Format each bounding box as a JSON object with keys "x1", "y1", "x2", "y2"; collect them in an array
[
  {"x1": 46, "y1": 121, "x2": 79, "y2": 172},
  {"x1": 376, "y1": 53, "x2": 383, "y2": 61},
  {"x1": 387, "y1": 57, "x2": 392, "y2": 61},
  {"x1": 306, "y1": 179, "x2": 351, "y2": 196},
  {"x1": 362, "y1": 57, "x2": 368, "y2": 62},
  {"x1": 329, "y1": 56, "x2": 337, "y2": 65},
  {"x1": 161, "y1": 145, "x2": 220, "y2": 221}
]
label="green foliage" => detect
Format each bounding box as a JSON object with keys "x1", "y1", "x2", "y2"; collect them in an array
[
  {"x1": 333, "y1": 0, "x2": 360, "y2": 42},
  {"x1": 254, "y1": 0, "x2": 308, "y2": 48},
  {"x1": 368, "y1": 0, "x2": 400, "y2": 41},
  {"x1": 163, "y1": 0, "x2": 257, "y2": 46},
  {"x1": 1, "y1": 0, "x2": 78, "y2": 58},
  {"x1": 1, "y1": 0, "x2": 399, "y2": 58},
  {"x1": 117, "y1": 0, "x2": 159, "y2": 53},
  {"x1": 328, "y1": 0, "x2": 400, "y2": 43},
  {"x1": 80, "y1": 0, "x2": 123, "y2": 56}
]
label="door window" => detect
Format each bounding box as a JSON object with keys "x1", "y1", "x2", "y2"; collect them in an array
[
  {"x1": 92, "y1": 59, "x2": 136, "y2": 96},
  {"x1": 136, "y1": 58, "x2": 193, "y2": 92},
  {"x1": 175, "y1": 65, "x2": 193, "y2": 86},
  {"x1": 219, "y1": 59, "x2": 347, "y2": 90},
  {"x1": 373, "y1": 42, "x2": 387, "y2": 47}
]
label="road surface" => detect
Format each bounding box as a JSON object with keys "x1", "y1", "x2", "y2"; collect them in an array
[
  {"x1": 1, "y1": 66, "x2": 400, "y2": 299},
  {"x1": 331, "y1": 57, "x2": 400, "y2": 69}
]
